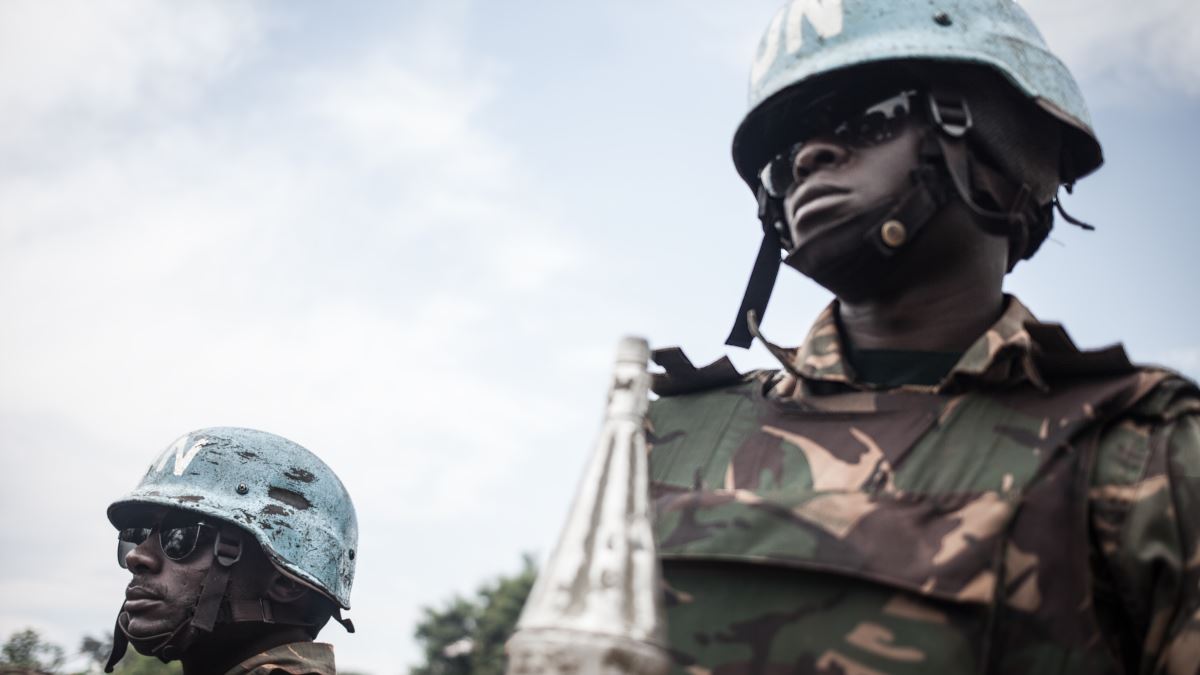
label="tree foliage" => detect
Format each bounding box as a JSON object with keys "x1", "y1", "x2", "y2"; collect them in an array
[
  {"x1": 78, "y1": 634, "x2": 180, "y2": 675},
  {"x1": 1, "y1": 629, "x2": 65, "y2": 673},
  {"x1": 409, "y1": 555, "x2": 537, "y2": 675},
  {"x1": 0, "y1": 629, "x2": 179, "y2": 675}
]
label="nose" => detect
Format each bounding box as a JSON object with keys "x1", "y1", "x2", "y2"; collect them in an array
[
  {"x1": 124, "y1": 537, "x2": 162, "y2": 574},
  {"x1": 792, "y1": 138, "x2": 848, "y2": 181}
]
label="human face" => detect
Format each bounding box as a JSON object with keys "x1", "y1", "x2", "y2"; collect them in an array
[
  {"x1": 760, "y1": 90, "x2": 929, "y2": 298},
  {"x1": 118, "y1": 507, "x2": 216, "y2": 639},
  {"x1": 769, "y1": 91, "x2": 924, "y2": 249}
]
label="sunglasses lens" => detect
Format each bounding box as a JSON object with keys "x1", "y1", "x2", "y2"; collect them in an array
[
  {"x1": 759, "y1": 153, "x2": 796, "y2": 200},
  {"x1": 118, "y1": 527, "x2": 152, "y2": 544},
  {"x1": 160, "y1": 526, "x2": 201, "y2": 560},
  {"x1": 117, "y1": 541, "x2": 134, "y2": 568},
  {"x1": 759, "y1": 90, "x2": 918, "y2": 198},
  {"x1": 838, "y1": 91, "x2": 915, "y2": 146},
  {"x1": 116, "y1": 528, "x2": 150, "y2": 569}
]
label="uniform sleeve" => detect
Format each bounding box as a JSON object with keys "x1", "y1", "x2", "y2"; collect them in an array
[{"x1": 1090, "y1": 381, "x2": 1200, "y2": 675}]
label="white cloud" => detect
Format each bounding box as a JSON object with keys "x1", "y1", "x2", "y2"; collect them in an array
[
  {"x1": 0, "y1": 0, "x2": 258, "y2": 149},
  {"x1": 14, "y1": 2, "x2": 1194, "y2": 673},
  {"x1": 668, "y1": 0, "x2": 1200, "y2": 104},
  {"x1": 1017, "y1": 0, "x2": 1200, "y2": 101},
  {"x1": 0, "y1": 2, "x2": 586, "y2": 670}
]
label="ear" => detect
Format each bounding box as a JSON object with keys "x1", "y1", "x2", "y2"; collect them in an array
[{"x1": 264, "y1": 571, "x2": 310, "y2": 604}]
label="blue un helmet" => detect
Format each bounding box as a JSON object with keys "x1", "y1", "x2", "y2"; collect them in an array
[
  {"x1": 105, "y1": 428, "x2": 357, "y2": 669},
  {"x1": 725, "y1": 0, "x2": 1101, "y2": 347}
]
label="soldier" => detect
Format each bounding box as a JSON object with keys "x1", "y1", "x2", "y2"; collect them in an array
[
  {"x1": 647, "y1": 1, "x2": 1200, "y2": 673},
  {"x1": 104, "y1": 427, "x2": 357, "y2": 675}
]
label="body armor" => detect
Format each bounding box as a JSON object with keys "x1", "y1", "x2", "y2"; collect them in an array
[{"x1": 647, "y1": 305, "x2": 1180, "y2": 673}]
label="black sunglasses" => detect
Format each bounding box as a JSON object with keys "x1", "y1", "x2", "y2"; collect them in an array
[
  {"x1": 758, "y1": 89, "x2": 921, "y2": 199},
  {"x1": 116, "y1": 512, "x2": 216, "y2": 568}
]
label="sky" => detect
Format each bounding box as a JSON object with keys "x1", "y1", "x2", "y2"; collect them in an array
[{"x1": 0, "y1": 1, "x2": 1197, "y2": 672}]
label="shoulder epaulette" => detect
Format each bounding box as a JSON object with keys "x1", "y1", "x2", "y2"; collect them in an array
[
  {"x1": 1027, "y1": 322, "x2": 1137, "y2": 378},
  {"x1": 1128, "y1": 370, "x2": 1200, "y2": 421},
  {"x1": 651, "y1": 347, "x2": 748, "y2": 397},
  {"x1": 1027, "y1": 322, "x2": 1200, "y2": 419}
]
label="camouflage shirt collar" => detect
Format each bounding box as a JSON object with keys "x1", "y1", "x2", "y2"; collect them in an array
[
  {"x1": 783, "y1": 295, "x2": 1045, "y2": 392},
  {"x1": 223, "y1": 641, "x2": 336, "y2": 675}
]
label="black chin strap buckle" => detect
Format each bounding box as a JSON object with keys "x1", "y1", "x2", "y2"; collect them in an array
[{"x1": 928, "y1": 92, "x2": 973, "y2": 138}]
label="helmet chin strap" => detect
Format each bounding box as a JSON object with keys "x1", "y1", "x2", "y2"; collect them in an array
[
  {"x1": 105, "y1": 528, "x2": 354, "y2": 671},
  {"x1": 784, "y1": 136, "x2": 950, "y2": 281},
  {"x1": 725, "y1": 124, "x2": 950, "y2": 348},
  {"x1": 105, "y1": 606, "x2": 197, "y2": 672},
  {"x1": 724, "y1": 186, "x2": 787, "y2": 348},
  {"x1": 105, "y1": 530, "x2": 244, "y2": 671},
  {"x1": 726, "y1": 92, "x2": 1047, "y2": 349}
]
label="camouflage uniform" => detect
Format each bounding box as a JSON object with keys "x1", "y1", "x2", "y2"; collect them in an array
[
  {"x1": 648, "y1": 297, "x2": 1200, "y2": 674},
  {"x1": 223, "y1": 641, "x2": 336, "y2": 675}
]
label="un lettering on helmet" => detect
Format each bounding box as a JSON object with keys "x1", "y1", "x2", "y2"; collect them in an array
[{"x1": 751, "y1": 0, "x2": 845, "y2": 88}]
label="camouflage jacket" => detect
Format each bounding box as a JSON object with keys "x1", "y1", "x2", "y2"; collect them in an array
[
  {"x1": 223, "y1": 642, "x2": 336, "y2": 675},
  {"x1": 648, "y1": 297, "x2": 1200, "y2": 675}
]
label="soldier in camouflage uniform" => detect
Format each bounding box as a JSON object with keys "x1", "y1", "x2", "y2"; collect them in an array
[
  {"x1": 647, "y1": 1, "x2": 1200, "y2": 673},
  {"x1": 104, "y1": 428, "x2": 358, "y2": 675}
]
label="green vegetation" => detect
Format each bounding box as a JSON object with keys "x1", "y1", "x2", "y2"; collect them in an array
[
  {"x1": 409, "y1": 555, "x2": 537, "y2": 675},
  {"x1": 5, "y1": 556, "x2": 539, "y2": 675},
  {"x1": 0, "y1": 629, "x2": 178, "y2": 675},
  {"x1": 1, "y1": 628, "x2": 65, "y2": 673}
]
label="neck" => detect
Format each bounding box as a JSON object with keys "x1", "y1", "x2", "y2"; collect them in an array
[
  {"x1": 838, "y1": 281, "x2": 1005, "y2": 353},
  {"x1": 831, "y1": 203, "x2": 1010, "y2": 352},
  {"x1": 181, "y1": 626, "x2": 312, "y2": 675}
]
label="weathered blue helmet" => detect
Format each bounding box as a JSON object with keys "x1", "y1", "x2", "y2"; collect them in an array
[
  {"x1": 724, "y1": 0, "x2": 1101, "y2": 349},
  {"x1": 732, "y1": 0, "x2": 1102, "y2": 188},
  {"x1": 108, "y1": 427, "x2": 357, "y2": 608}
]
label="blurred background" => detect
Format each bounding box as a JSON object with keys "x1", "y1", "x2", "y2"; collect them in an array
[{"x1": 1, "y1": 0, "x2": 1197, "y2": 672}]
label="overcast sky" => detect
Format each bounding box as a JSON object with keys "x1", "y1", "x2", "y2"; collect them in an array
[{"x1": 1, "y1": 1, "x2": 1197, "y2": 672}]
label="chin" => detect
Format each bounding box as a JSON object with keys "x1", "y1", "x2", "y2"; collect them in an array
[
  {"x1": 787, "y1": 221, "x2": 895, "y2": 295},
  {"x1": 790, "y1": 200, "x2": 861, "y2": 247},
  {"x1": 123, "y1": 613, "x2": 181, "y2": 641}
]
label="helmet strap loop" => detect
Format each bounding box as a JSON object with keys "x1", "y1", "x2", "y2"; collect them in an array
[
  {"x1": 191, "y1": 529, "x2": 242, "y2": 632},
  {"x1": 333, "y1": 608, "x2": 356, "y2": 634},
  {"x1": 927, "y1": 91, "x2": 1045, "y2": 254},
  {"x1": 1053, "y1": 189, "x2": 1096, "y2": 231}
]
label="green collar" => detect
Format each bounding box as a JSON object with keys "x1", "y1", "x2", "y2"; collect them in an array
[{"x1": 781, "y1": 295, "x2": 1046, "y2": 392}]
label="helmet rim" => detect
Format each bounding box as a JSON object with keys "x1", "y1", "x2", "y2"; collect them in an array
[
  {"x1": 108, "y1": 427, "x2": 357, "y2": 609},
  {"x1": 733, "y1": 1, "x2": 1103, "y2": 190}
]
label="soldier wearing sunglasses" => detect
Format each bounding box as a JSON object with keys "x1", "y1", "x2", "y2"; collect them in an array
[
  {"x1": 645, "y1": 1, "x2": 1200, "y2": 673},
  {"x1": 104, "y1": 427, "x2": 357, "y2": 675}
]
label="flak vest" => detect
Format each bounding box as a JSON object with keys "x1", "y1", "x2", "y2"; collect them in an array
[{"x1": 647, "y1": 345, "x2": 1170, "y2": 674}]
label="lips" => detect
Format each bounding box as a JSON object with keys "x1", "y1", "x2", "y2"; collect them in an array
[
  {"x1": 124, "y1": 585, "x2": 162, "y2": 612},
  {"x1": 792, "y1": 182, "x2": 851, "y2": 214},
  {"x1": 789, "y1": 182, "x2": 853, "y2": 239}
]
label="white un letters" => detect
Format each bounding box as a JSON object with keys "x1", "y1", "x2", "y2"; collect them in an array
[
  {"x1": 751, "y1": 0, "x2": 845, "y2": 87},
  {"x1": 155, "y1": 435, "x2": 212, "y2": 476}
]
